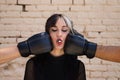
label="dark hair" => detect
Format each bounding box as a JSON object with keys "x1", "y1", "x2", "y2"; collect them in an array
[{"x1": 45, "y1": 14, "x2": 74, "y2": 34}]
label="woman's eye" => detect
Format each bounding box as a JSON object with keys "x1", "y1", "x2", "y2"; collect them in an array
[
  {"x1": 51, "y1": 29, "x2": 57, "y2": 32},
  {"x1": 62, "y1": 30, "x2": 68, "y2": 32}
]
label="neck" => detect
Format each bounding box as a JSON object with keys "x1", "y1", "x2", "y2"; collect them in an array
[{"x1": 50, "y1": 48, "x2": 64, "y2": 57}]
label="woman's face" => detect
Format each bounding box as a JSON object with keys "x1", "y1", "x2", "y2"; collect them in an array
[{"x1": 49, "y1": 18, "x2": 70, "y2": 50}]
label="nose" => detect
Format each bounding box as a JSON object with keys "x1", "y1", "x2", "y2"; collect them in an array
[{"x1": 57, "y1": 30, "x2": 62, "y2": 37}]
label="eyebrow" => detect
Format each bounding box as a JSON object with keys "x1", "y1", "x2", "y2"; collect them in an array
[{"x1": 51, "y1": 25, "x2": 68, "y2": 28}]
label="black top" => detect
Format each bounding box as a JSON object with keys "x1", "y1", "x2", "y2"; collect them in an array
[{"x1": 24, "y1": 53, "x2": 86, "y2": 80}]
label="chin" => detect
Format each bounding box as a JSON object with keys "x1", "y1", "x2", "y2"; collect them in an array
[{"x1": 56, "y1": 46, "x2": 63, "y2": 50}]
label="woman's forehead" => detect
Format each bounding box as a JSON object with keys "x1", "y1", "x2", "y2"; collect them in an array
[
  {"x1": 50, "y1": 26, "x2": 69, "y2": 29},
  {"x1": 50, "y1": 18, "x2": 68, "y2": 27},
  {"x1": 57, "y1": 18, "x2": 66, "y2": 24}
]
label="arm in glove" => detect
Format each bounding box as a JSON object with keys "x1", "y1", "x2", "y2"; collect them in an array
[
  {"x1": 64, "y1": 33, "x2": 97, "y2": 59},
  {"x1": 17, "y1": 32, "x2": 52, "y2": 57}
]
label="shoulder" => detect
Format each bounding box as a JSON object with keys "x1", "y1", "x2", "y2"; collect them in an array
[{"x1": 26, "y1": 53, "x2": 49, "y2": 65}]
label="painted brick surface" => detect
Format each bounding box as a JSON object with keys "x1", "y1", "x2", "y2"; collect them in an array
[{"x1": 0, "y1": 0, "x2": 120, "y2": 80}]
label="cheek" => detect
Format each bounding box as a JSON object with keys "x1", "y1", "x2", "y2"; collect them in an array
[
  {"x1": 63, "y1": 33, "x2": 69, "y2": 42},
  {"x1": 50, "y1": 34, "x2": 56, "y2": 44}
]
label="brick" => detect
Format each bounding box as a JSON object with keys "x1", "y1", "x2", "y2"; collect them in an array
[
  {"x1": 20, "y1": 18, "x2": 34, "y2": 25},
  {"x1": 20, "y1": 32, "x2": 42, "y2": 38},
  {"x1": 91, "y1": 19, "x2": 102, "y2": 25},
  {"x1": 90, "y1": 58, "x2": 102, "y2": 64},
  {"x1": 102, "y1": 60, "x2": 120, "y2": 65},
  {"x1": 39, "y1": 0, "x2": 51, "y2": 4},
  {"x1": 106, "y1": 39, "x2": 120, "y2": 46},
  {"x1": 102, "y1": 71, "x2": 120, "y2": 78},
  {"x1": 77, "y1": 12, "x2": 89, "y2": 18},
  {"x1": 18, "y1": 0, "x2": 39, "y2": 4},
  {"x1": 87, "y1": 78, "x2": 106, "y2": 80},
  {"x1": 74, "y1": 25, "x2": 85, "y2": 32},
  {"x1": 77, "y1": 19, "x2": 91, "y2": 25},
  {"x1": 107, "y1": 65, "x2": 120, "y2": 71},
  {"x1": 0, "y1": 12, "x2": 21, "y2": 18},
  {"x1": 106, "y1": 26, "x2": 119, "y2": 31},
  {"x1": 52, "y1": 0, "x2": 72, "y2": 5},
  {"x1": 103, "y1": 19, "x2": 120, "y2": 25},
  {"x1": 101, "y1": 32, "x2": 120, "y2": 38},
  {"x1": 73, "y1": 0, "x2": 84, "y2": 5},
  {"x1": 64, "y1": 12, "x2": 78, "y2": 20},
  {"x1": 18, "y1": 0, "x2": 51, "y2": 5},
  {"x1": 0, "y1": 31, "x2": 20, "y2": 37},
  {"x1": 11, "y1": 57, "x2": 29, "y2": 65},
  {"x1": 70, "y1": 5, "x2": 91, "y2": 11},
  {"x1": 85, "y1": 0, "x2": 106, "y2": 5},
  {"x1": 107, "y1": 78, "x2": 118, "y2": 80},
  {"x1": 21, "y1": 12, "x2": 42, "y2": 18},
  {"x1": 0, "y1": 44, "x2": 17, "y2": 48},
  {"x1": 106, "y1": 0, "x2": 119, "y2": 5},
  {"x1": 37, "y1": 5, "x2": 57, "y2": 11},
  {"x1": 86, "y1": 71, "x2": 91, "y2": 78},
  {"x1": 0, "y1": 0, "x2": 6, "y2": 4},
  {"x1": 6, "y1": 0, "x2": 17, "y2": 4},
  {"x1": 17, "y1": 24, "x2": 42, "y2": 32},
  {"x1": 88, "y1": 12, "x2": 104, "y2": 19},
  {"x1": 86, "y1": 65, "x2": 107, "y2": 71},
  {"x1": 0, "y1": 63, "x2": 8, "y2": 68},
  {"x1": 0, "y1": 38, "x2": 16, "y2": 44},
  {"x1": 118, "y1": 0, "x2": 120, "y2": 4},
  {"x1": 104, "y1": 13, "x2": 120, "y2": 19},
  {"x1": 86, "y1": 26, "x2": 106, "y2": 32},
  {"x1": 88, "y1": 31, "x2": 120, "y2": 38},
  {"x1": 20, "y1": 31, "x2": 33, "y2": 38},
  {"x1": 0, "y1": 68, "x2": 21, "y2": 77},
  {"x1": 0, "y1": 18, "x2": 46, "y2": 25},
  {"x1": 90, "y1": 6, "x2": 104, "y2": 12},
  {"x1": 17, "y1": 38, "x2": 27, "y2": 43},
  {"x1": 0, "y1": 24, "x2": 5, "y2": 31},
  {"x1": 58, "y1": 6, "x2": 70, "y2": 11},
  {"x1": 0, "y1": 24, "x2": 24, "y2": 31},
  {"x1": 88, "y1": 38, "x2": 107, "y2": 45},
  {"x1": 90, "y1": 71, "x2": 102, "y2": 78},
  {"x1": 26, "y1": 5, "x2": 57, "y2": 11},
  {"x1": 87, "y1": 32, "x2": 101, "y2": 38},
  {"x1": 104, "y1": 6, "x2": 120, "y2": 12},
  {"x1": 0, "y1": 5, "x2": 22, "y2": 11},
  {"x1": 0, "y1": 18, "x2": 24, "y2": 24},
  {"x1": 21, "y1": 18, "x2": 46, "y2": 25},
  {"x1": 0, "y1": 77, "x2": 22, "y2": 80},
  {"x1": 41, "y1": 12, "x2": 54, "y2": 18},
  {"x1": 25, "y1": 5, "x2": 37, "y2": 11}
]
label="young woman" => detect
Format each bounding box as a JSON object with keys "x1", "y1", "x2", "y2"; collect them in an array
[{"x1": 0, "y1": 14, "x2": 120, "y2": 80}]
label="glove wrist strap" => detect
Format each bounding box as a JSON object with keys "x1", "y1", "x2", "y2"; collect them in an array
[
  {"x1": 85, "y1": 41, "x2": 97, "y2": 58},
  {"x1": 17, "y1": 41, "x2": 30, "y2": 57}
]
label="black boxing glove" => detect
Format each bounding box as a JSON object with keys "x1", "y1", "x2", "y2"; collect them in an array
[
  {"x1": 64, "y1": 32, "x2": 97, "y2": 58},
  {"x1": 17, "y1": 32, "x2": 52, "y2": 57}
]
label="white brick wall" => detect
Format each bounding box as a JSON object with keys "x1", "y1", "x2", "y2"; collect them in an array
[{"x1": 0, "y1": 0, "x2": 120, "y2": 80}]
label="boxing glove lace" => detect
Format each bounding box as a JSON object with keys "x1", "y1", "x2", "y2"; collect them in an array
[{"x1": 17, "y1": 32, "x2": 52, "y2": 57}]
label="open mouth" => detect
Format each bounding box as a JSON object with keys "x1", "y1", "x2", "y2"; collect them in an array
[{"x1": 56, "y1": 39, "x2": 63, "y2": 45}]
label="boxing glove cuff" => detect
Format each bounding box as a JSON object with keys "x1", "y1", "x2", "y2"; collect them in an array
[
  {"x1": 17, "y1": 41, "x2": 30, "y2": 57},
  {"x1": 85, "y1": 41, "x2": 97, "y2": 58}
]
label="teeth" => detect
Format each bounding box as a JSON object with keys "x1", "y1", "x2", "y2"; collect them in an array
[
  {"x1": 58, "y1": 40, "x2": 61, "y2": 42},
  {"x1": 57, "y1": 39, "x2": 62, "y2": 43}
]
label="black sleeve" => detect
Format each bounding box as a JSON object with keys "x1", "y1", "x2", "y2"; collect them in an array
[
  {"x1": 77, "y1": 60, "x2": 86, "y2": 80},
  {"x1": 24, "y1": 54, "x2": 46, "y2": 80},
  {"x1": 24, "y1": 58, "x2": 36, "y2": 80}
]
